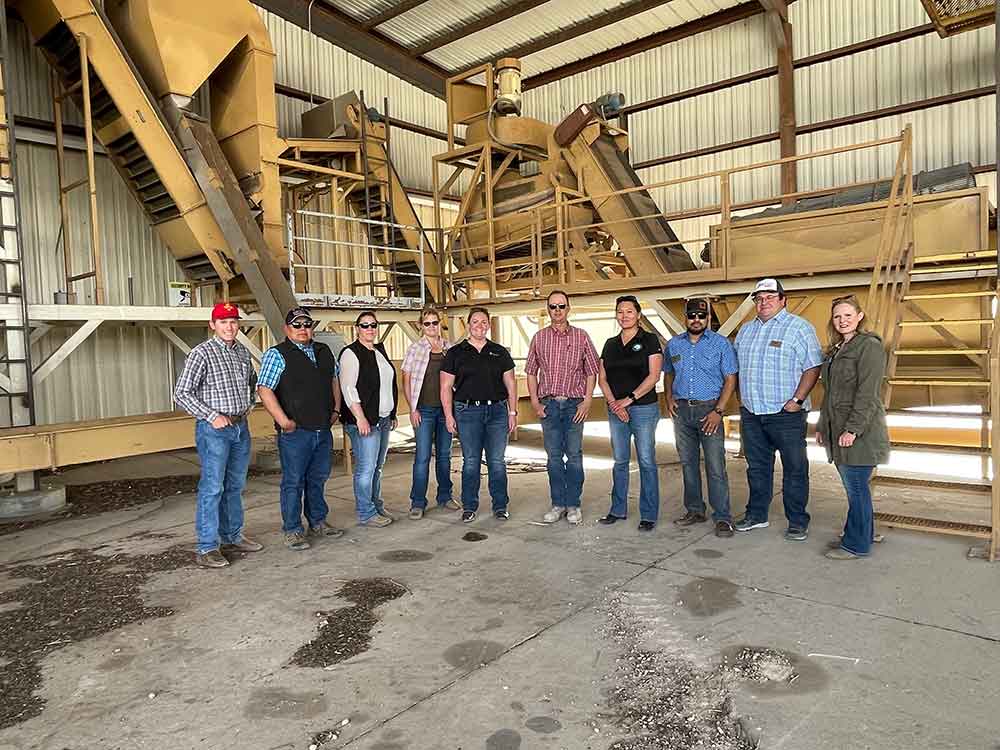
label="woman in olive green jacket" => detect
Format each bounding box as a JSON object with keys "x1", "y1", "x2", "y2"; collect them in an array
[{"x1": 816, "y1": 295, "x2": 890, "y2": 560}]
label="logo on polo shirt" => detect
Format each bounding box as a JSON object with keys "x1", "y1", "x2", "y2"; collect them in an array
[
  {"x1": 632, "y1": 343, "x2": 642, "y2": 351},
  {"x1": 489, "y1": 351, "x2": 501, "y2": 357}
]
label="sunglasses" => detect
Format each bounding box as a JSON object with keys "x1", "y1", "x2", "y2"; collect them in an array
[
  {"x1": 289, "y1": 320, "x2": 316, "y2": 329},
  {"x1": 422, "y1": 320, "x2": 440, "y2": 326},
  {"x1": 548, "y1": 303, "x2": 567, "y2": 310},
  {"x1": 357, "y1": 322, "x2": 379, "y2": 330},
  {"x1": 686, "y1": 312, "x2": 708, "y2": 320}
]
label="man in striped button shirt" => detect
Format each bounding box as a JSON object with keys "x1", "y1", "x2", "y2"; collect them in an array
[
  {"x1": 174, "y1": 302, "x2": 263, "y2": 568},
  {"x1": 733, "y1": 278, "x2": 823, "y2": 541},
  {"x1": 526, "y1": 290, "x2": 600, "y2": 525}
]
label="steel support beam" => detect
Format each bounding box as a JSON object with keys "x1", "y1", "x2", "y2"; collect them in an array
[
  {"x1": 410, "y1": 0, "x2": 555, "y2": 56},
  {"x1": 254, "y1": 0, "x2": 447, "y2": 97},
  {"x1": 523, "y1": 1, "x2": 765, "y2": 90},
  {"x1": 634, "y1": 86, "x2": 995, "y2": 171},
  {"x1": 464, "y1": 0, "x2": 679, "y2": 70}
]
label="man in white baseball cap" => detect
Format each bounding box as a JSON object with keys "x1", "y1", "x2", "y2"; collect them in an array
[{"x1": 733, "y1": 278, "x2": 823, "y2": 541}]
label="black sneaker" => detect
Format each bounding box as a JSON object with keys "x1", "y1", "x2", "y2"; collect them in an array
[
  {"x1": 598, "y1": 514, "x2": 626, "y2": 525},
  {"x1": 494, "y1": 509, "x2": 510, "y2": 521},
  {"x1": 638, "y1": 520, "x2": 656, "y2": 532},
  {"x1": 461, "y1": 510, "x2": 476, "y2": 523}
]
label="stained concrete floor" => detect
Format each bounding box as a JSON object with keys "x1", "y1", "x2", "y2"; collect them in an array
[{"x1": 1, "y1": 428, "x2": 998, "y2": 750}]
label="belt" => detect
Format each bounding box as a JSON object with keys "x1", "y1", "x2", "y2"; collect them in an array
[
  {"x1": 675, "y1": 398, "x2": 717, "y2": 405},
  {"x1": 223, "y1": 413, "x2": 247, "y2": 424},
  {"x1": 456, "y1": 399, "x2": 507, "y2": 407},
  {"x1": 543, "y1": 395, "x2": 572, "y2": 401}
]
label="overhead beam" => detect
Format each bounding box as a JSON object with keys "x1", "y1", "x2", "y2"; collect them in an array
[
  {"x1": 410, "y1": 0, "x2": 555, "y2": 56},
  {"x1": 633, "y1": 85, "x2": 995, "y2": 171},
  {"x1": 621, "y1": 23, "x2": 936, "y2": 118},
  {"x1": 465, "y1": 0, "x2": 679, "y2": 70},
  {"x1": 522, "y1": 1, "x2": 765, "y2": 90},
  {"x1": 362, "y1": 0, "x2": 432, "y2": 30},
  {"x1": 254, "y1": 0, "x2": 448, "y2": 98}
]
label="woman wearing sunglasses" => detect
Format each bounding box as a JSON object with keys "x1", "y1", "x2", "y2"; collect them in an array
[
  {"x1": 598, "y1": 295, "x2": 664, "y2": 531},
  {"x1": 339, "y1": 310, "x2": 398, "y2": 527},
  {"x1": 402, "y1": 306, "x2": 456, "y2": 519},
  {"x1": 815, "y1": 295, "x2": 889, "y2": 559}
]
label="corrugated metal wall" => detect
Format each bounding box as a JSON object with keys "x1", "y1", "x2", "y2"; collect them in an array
[
  {"x1": 258, "y1": 5, "x2": 450, "y2": 192},
  {"x1": 523, "y1": 0, "x2": 996, "y2": 206}
]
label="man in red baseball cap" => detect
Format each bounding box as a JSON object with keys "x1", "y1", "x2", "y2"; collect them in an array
[{"x1": 174, "y1": 302, "x2": 264, "y2": 568}]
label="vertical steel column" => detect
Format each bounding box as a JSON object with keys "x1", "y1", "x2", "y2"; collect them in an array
[{"x1": 78, "y1": 35, "x2": 105, "y2": 304}]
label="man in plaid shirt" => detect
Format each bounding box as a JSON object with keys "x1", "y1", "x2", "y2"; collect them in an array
[
  {"x1": 174, "y1": 302, "x2": 263, "y2": 568},
  {"x1": 526, "y1": 290, "x2": 600, "y2": 525},
  {"x1": 734, "y1": 278, "x2": 823, "y2": 541}
]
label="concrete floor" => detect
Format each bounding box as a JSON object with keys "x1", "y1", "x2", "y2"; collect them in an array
[{"x1": 1, "y1": 429, "x2": 999, "y2": 750}]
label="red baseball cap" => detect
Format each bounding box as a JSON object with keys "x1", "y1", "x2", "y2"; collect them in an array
[{"x1": 211, "y1": 302, "x2": 240, "y2": 321}]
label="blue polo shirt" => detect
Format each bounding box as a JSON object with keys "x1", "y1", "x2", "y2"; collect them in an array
[{"x1": 662, "y1": 329, "x2": 738, "y2": 401}]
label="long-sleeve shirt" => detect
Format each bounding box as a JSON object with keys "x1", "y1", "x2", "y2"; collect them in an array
[
  {"x1": 401, "y1": 337, "x2": 450, "y2": 407},
  {"x1": 339, "y1": 346, "x2": 396, "y2": 418},
  {"x1": 174, "y1": 337, "x2": 257, "y2": 423}
]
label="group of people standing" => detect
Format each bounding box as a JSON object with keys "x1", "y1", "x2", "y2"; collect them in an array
[{"x1": 174, "y1": 276, "x2": 889, "y2": 569}]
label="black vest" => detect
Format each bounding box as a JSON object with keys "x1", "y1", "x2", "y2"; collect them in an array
[
  {"x1": 274, "y1": 339, "x2": 337, "y2": 430},
  {"x1": 339, "y1": 340, "x2": 398, "y2": 426}
]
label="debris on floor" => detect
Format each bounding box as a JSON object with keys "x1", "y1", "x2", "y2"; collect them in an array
[
  {"x1": 0, "y1": 545, "x2": 194, "y2": 729},
  {"x1": 291, "y1": 578, "x2": 406, "y2": 669},
  {"x1": 602, "y1": 591, "x2": 759, "y2": 750},
  {"x1": 726, "y1": 647, "x2": 797, "y2": 684}
]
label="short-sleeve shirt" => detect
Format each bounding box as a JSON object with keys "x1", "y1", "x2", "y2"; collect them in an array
[
  {"x1": 525, "y1": 324, "x2": 600, "y2": 399},
  {"x1": 662, "y1": 330, "x2": 738, "y2": 401},
  {"x1": 258, "y1": 340, "x2": 338, "y2": 391},
  {"x1": 734, "y1": 308, "x2": 824, "y2": 415},
  {"x1": 600, "y1": 329, "x2": 662, "y2": 405},
  {"x1": 441, "y1": 339, "x2": 516, "y2": 402}
]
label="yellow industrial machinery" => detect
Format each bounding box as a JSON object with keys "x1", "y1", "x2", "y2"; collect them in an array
[
  {"x1": 433, "y1": 60, "x2": 696, "y2": 299},
  {"x1": 13, "y1": 0, "x2": 441, "y2": 331}
]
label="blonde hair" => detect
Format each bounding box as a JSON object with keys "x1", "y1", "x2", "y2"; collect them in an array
[
  {"x1": 419, "y1": 305, "x2": 440, "y2": 323},
  {"x1": 826, "y1": 295, "x2": 868, "y2": 354}
]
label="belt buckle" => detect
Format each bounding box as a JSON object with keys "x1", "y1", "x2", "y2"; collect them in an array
[{"x1": 553, "y1": 396, "x2": 568, "y2": 402}]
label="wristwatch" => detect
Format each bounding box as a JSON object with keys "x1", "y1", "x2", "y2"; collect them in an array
[
  {"x1": 713, "y1": 407, "x2": 724, "y2": 415},
  {"x1": 792, "y1": 397, "x2": 804, "y2": 406},
  {"x1": 627, "y1": 392, "x2": 638, "y2": 402}
]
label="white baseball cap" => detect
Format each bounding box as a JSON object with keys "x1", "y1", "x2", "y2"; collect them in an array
[{"x1": 752, "y1": 278, "x2": 785, "y2": 297}]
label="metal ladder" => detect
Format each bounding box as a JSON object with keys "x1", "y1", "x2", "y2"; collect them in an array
[{"x1": 0, "y1": 1, "x2": 38, "y2": 491}]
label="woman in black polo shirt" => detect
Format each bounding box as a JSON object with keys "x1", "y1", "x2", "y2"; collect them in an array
[
  {"x1": 440, "y1": 306, "x2": 518, "y2": 524},
  {"x1": 598, "y1": 295, "x2": 664, "y2": 530}
]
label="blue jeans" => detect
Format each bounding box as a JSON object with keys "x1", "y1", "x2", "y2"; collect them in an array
[
  {"x1": 541, "y1": 397, "x2": 585, "y2": 507},
  {"x1": 455, "y1": 401, "x2": 509, "y2": 512},
  {"x1": 194, "y1": 419, "x2": 251, "y2": 554},
  {"x1": 837, "y1": 464, "x2": 874, "y2": 556},
  {"x1": 345, "y1": 418, "x2": 393, "y2": 522},
  {"x1": 673, "y1": 401, "x2": 731, "y2": 521},
  {"x1": 740, "y1": 407, "x2": 810, "y2": 529},
  {"x1": 409, "y1": 406, "x2": 454, "y2": 509},
  {"x1": 608, "y1": 401, "x2": 661, "y2": 522},
  {"x1": 277, "y1": 427, "x2": 333, "y2": 534}
]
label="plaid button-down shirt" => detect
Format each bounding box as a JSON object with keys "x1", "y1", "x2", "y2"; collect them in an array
[
  {"x1": 734, "y1": 309, "x2": 823, "y2": 415},
  {"x1": 401, "y1": 337, "x2": 451, "y2": 407},
  {"x1": 174, "y1": 337, "x2": 257, "y2": 423},
  {"x1": 525, "y1": 324, "x2": 600, "y2": 399}
]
